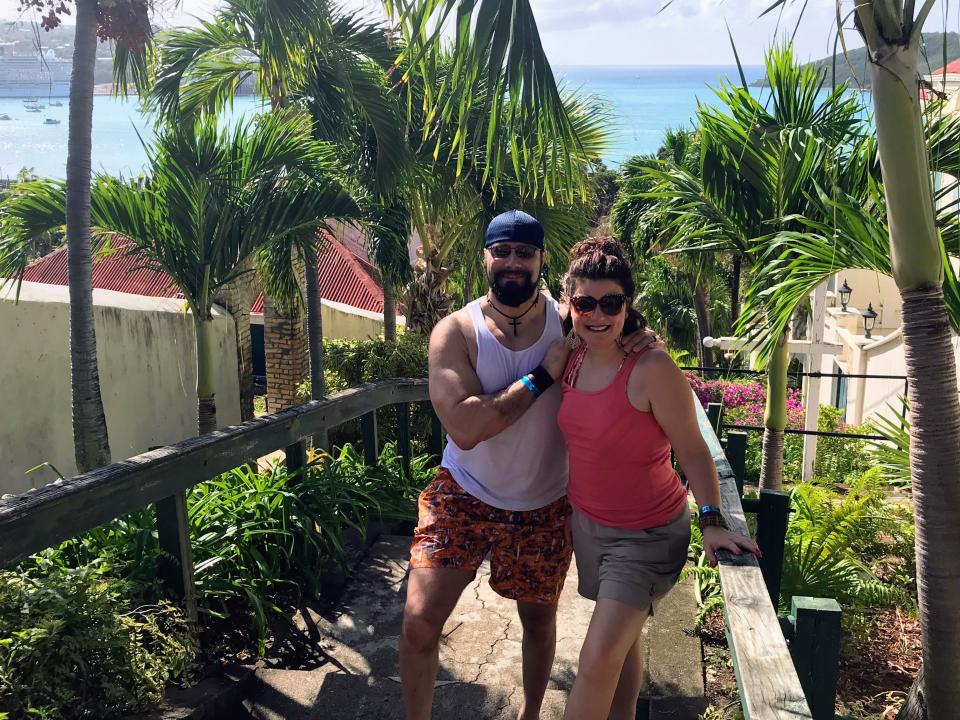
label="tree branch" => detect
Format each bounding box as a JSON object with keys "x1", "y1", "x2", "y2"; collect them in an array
[{"x1": 909, "y1": 0, "x2": 937, "y2": 47}]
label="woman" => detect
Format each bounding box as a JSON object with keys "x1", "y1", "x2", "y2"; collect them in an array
[{"x1": 556, "y1": 238, "x2": 759, "y2": 720}]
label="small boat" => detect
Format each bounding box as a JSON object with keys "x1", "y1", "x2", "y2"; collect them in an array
[
  {"x1": 22, "y1": 97, "x2": 39, "y2": 104},
  {"x1": 43, "y1": 117, "x2": 61, "y2": 125},
  {"x1": 0, "y1": 114, "x2": 10, "y2": 121},
  {"x1": 25, "y1": 107, "x2": 41, "y2": 113},
  {"x1": 48, "y1": 100, "x2": 63, "y2": 107}
]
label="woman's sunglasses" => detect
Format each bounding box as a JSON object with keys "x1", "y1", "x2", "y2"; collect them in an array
[{"x1": 570, "y1": 293, "x2": 627, "y2": 315}]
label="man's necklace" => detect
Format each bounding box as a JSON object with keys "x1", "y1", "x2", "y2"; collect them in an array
[{"x1": 487, "y1": 294, "x2": 539, "y2": 336}]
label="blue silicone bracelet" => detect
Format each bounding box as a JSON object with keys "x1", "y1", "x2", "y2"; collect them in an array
[
  {"x1": 699, "y1": 504, "x2": 722, "y2": 516},
  {"x1": 519, "y1": 374, "x2": 540, "y2": 396}
]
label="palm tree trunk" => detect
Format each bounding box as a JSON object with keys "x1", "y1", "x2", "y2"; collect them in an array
[
  {"x1": 759, "y1": 330, "x2": 789, "y2": 491},
  {"x1": 692, "y1": 280, "x2": 714, "y2": 367},
  {"x1": 215, "y1": 258, "x2": 257, "y2": 421},
  {"x1": 304, "y1": 243, "x2": 329, "y2": 448},
  {"x1": 383, "y1": 276, "x2": 397, "y2": 343},
  {"x1": 868, "y1": 36, "x2": 960, "y2": 719},
  {"x1": 730, "y1": 254, "x2": 741, "y2": 326},
  {"x1": 68, "y1": 0, "x2": 111, "y2": 472},
  {"x1": 195, "y1": 317, "x2": 218, "y2": 436}
]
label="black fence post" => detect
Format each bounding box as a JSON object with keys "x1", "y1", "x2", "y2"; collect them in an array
[
  {"x1": 429, "y1": 407, "x2": 445, "y2": 460},
  {"x1": 786, "y1": 596, "x2": 842, "y2": 720},
  {"x1": 155, "y1": 491, "x2": 198, "y2": 623},
  {"x1": 724, "y1": 431, "x2": 748, "y2": 497},
  {"x1": 397, "y1": 402, "x2": 412, "y2": 479},
  {"x1": 755, "y1": 489, "x2": 790, "y2": 609},
  {"x1": 361, "y1": 410, "x2": 379, "y2": 466},
  {"x1": 706, "y1": 402, "x2": 724, "y2": 434},
  {"x1": 285, "y1": 440, "x2": 307, "y2": 475}
]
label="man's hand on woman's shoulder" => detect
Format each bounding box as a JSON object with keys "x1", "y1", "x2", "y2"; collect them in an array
[{"x1": 620, "y1": 326, "x2": 664, "y2": 355}]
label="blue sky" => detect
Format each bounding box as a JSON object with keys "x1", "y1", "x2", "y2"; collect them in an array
[{"x1": 2, "y1": 0, "x2": 956, "y2": 66}]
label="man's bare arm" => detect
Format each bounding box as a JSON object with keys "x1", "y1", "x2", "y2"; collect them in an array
[{"x1": 428, "y1": 315, "x2": 569, "y2": 450}]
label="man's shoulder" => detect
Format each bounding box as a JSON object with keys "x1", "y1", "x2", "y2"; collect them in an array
[{"x1": 432, "y1": 305, "x2": 473, "y2": 340}]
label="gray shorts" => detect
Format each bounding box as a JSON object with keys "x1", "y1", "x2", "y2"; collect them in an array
[{"x1": 571, "y1": 506, "x2": 691, "y2": 611}]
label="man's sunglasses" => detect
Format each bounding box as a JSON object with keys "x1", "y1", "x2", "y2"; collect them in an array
[
  {"x1": 488, "y1": 244, "x2": 539, "y2": 260},
  {"x1": 570, "y1": 293, "x2": 627, "y2": 315}
]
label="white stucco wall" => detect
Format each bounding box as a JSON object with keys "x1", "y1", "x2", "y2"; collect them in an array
[
  {"x1": 0, "y1": 281, "x2": 240, "y2": 495},
  {"x1": 250, "y1": 296, "x2": 404, "y2": 340}
]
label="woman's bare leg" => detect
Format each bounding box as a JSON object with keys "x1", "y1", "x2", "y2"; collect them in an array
[
  {"x1": 562, "y1": 598, "x2": 649, "y2": 720},
  {"x1": 609, "y1": 635, "x2": 644, "y2": 720}
]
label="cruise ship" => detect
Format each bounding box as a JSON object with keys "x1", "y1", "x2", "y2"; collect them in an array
[{"x1": 0, "y1": 56, "x2": 71, "y2": 98}]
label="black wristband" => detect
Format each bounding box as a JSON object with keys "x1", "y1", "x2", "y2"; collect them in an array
[{"x1": 528, "y1": 365, "x2": 555, "y2": 395}]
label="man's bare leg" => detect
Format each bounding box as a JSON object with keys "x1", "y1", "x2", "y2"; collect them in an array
[
  {"x1": 516, "y1": 601, "x2": 559, "y2": 720},
  {"x1": 400, "y1": 567, "x2": 475, "y2": 720}
]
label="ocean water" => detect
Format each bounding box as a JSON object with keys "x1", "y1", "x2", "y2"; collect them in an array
[{"x1": 0, "y1": 65, "x2": 768, "y2": 179}]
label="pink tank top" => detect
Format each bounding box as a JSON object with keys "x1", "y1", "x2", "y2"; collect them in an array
[{"x1": 557, "y1": 347, "x2": 687, "y2": 529}]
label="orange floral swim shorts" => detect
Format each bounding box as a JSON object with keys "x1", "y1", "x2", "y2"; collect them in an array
[{"x1": 409, "y1": 468, "x2": 573, "y2": 604}]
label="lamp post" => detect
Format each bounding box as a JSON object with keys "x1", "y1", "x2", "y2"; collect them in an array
[
  {"x1": 839, "y1": 279, "x2": 852, "y2": 311},
  {"x1": 862, "y1": 302, "x2": 878, "y2": 339}
]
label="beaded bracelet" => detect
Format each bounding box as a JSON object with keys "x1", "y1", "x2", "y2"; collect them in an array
[{"x1": 698, "y1": 512, "x2": 729, "y2": 531}]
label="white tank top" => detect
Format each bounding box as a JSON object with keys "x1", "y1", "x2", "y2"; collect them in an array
[{"x1": 441, "y1": 296, "x2": 568, "y2": 511}]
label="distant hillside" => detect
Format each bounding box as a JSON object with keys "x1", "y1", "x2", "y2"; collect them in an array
[{"x1": 752, "y1": 32, "x2": 960, "y2": 89}]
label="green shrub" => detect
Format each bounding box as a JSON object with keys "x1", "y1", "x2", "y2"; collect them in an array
[
  {"x1": 729, "y1": 405, "x2": 872, "y2": 486},
  {"x1": 20, "y1": 443, "x2": 436, "y2": 653},
  {"x1": 0, "y1": 565, "x2": 194, "y2": 719},
  {"x1": 190, "y1": 442, "x2": 431, "y2": 643},
  {"x1": 298, "y1": 333, "x2": 434, "y2": 453}
]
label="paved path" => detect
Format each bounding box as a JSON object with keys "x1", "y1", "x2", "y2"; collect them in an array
[{"x1": 241, "y1": 535, "x2": 707, "y2": 720}]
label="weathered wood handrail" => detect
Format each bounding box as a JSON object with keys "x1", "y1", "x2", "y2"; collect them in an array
[
  {"x1": 694, "y1": 398, "x2": 813, "y2": 719},
  {"x1": 0, "y1": 378, "x2": 430, "y2": 569}
]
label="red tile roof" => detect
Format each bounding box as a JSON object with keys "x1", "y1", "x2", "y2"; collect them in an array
[
  {"x1": 23, "y1": 239, "x2": 183, "y2": 300},
  {"x1": 23, "y1": 231, "x2": 395, "y2": 316},
  {"x1": 931, "y1": 59, "x2": 960, "y2": 75}
]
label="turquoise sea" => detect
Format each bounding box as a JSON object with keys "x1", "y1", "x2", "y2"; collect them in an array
[{"x1": 0, "y1": 65, "x2": 768, "y2": 180}]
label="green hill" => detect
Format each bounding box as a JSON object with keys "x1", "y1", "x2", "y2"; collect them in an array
[{"x1": 752, "y1": 32, "x2": 960, "y2": 89}]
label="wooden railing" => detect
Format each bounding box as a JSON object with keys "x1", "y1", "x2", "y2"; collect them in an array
[
  {"x1": 695, "y1": 399, "x2": 815, "y2": 719},
  {"x1": 0, "y1": 378, "x2": 830, "y2": 719},
  {"x1": 0, "y1": 379, "x2": 432, "y2": 602}
]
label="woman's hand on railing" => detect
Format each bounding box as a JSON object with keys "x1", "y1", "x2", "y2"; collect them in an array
[{"x1": 702, "y1": 526, "x2": 761, "y2": 567}]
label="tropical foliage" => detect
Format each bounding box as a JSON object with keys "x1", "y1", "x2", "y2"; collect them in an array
[
  {"x1": 0, "y1": 565, "x2": 195, "y2": 719},
  {"x1": 18, "y1": 443, "x2": 433, "y2": 654}
]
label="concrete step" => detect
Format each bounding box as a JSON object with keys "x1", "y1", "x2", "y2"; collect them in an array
[
  {"x1": 644, "y1": 576, "x2": 705, "y2": 699},
  {"x1": 242, "y1": 535, "x2": 707, "y2": 720},
  {"x1": 645, "y1": 695, "x2": 710, "y2": 720},
  {"x1": 244, "y1": 670, "x2": 568, "y2": 720}
]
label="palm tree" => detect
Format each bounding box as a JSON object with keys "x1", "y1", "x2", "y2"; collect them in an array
[
  {"x1": 1, "y1": 111, "x2": 357, "y2": 435},
  {"x1": 148, "y1": 0, "x2": 410, "y2": 407},
  {"x1": 395, "y1": 44, "x2": 609, "y2": 332},
  {"x1": 16, "y1": 0, "x2": 152, "y2": 472},
  {"x1": 633, "y1": 45, "x2": 864, "y2": 490},
  {"x1": 726, "y1": 0, "x2": 960, "y2": 708},
  {"x1": 613, "y1": 130, "x2": 726, "y2": 367}
]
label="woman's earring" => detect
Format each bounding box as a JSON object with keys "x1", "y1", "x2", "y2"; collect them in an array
[{"x1": 565, "y1": 327, "x2": 581, "y2": 350}]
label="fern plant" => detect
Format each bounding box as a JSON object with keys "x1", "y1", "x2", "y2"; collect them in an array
[
  {"x1": 866, "y1": 398, "x2": 911, "y2": 487},
  {"x1": 780, "y1": 484, "x2": 909, "y2": 611},
  {"x1": 681, "y1": 518, "x2": 724, "y2": 632}
]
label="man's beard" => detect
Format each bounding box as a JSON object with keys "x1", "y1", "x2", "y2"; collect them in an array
[{"x1": 488, "y1": 269, "x2": 539, "y2": 307}]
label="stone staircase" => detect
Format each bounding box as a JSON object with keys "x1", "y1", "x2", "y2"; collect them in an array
[{"x1": 238, "y1": 535, "x2": 708, "y2": 720}]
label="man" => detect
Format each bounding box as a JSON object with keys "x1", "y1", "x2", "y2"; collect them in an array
[{"x1": 399, "y1": 210, "x2": 656, "y2": 720}]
